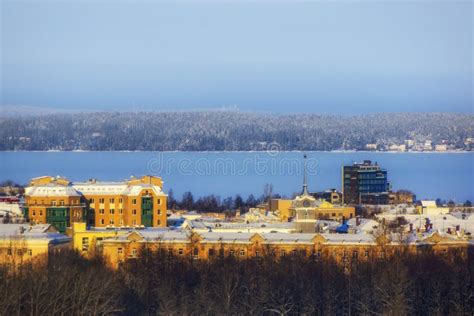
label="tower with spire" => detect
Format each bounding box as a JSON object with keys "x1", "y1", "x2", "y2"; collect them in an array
[{"x1": 302, "y1": 153, "x2": 310, "y2": 196}]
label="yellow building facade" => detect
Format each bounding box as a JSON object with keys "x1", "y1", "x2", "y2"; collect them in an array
[
  {"x1": 0, "y1": 224, "x2": 71, "y2": 267},
  {"x1": 101, "y1": 229, "x2": 470, "y2": 269},
  {"x1": 268, "y1": 199, "x2": 293, "y2": 221},
  {"x1": 24, "y1": 175, "x2": 168, "y2": 233}
]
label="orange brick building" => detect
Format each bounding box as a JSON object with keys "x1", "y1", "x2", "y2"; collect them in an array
[{"x1": 24, "y1": 175, "x2": 167, "y2": 232}]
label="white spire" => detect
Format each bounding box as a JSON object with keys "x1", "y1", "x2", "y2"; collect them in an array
[{"x1": 302, "y1": 153, "x2": 310, "y2": 196}]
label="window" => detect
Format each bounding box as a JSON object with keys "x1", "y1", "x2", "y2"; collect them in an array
[
  {"x1": 51, "y1": 200, "x2": 57, "y2": 206},
  {"x1": 317, "y1": 250, "x2": 322, "y2": 258},
  {"x1": 32, "y1": 210, "x2": 36, "y2": 216},
  {"x1": 82, "y1": 237, "x2": 89, "y2": 251},
  {"x1": 281, "y1": 250, "x2": 286, "y2": 257},
  {"x1": 132, "y1": 199, "x2": 137, "y2": 205},
  {"x1": 157, "y1": 198, "x2": 161, "y2": 205},
  {"x1": 240, "y1": 250, "x2": 245, "y2": 257},
  {"x1": 132, "y1": 209, "x2": 137, "y2": 215},
  {"x1": 110, "y1": 209, "x2": 115, "y2": 214},
  {"x1": 119, "y1": 209, "x2": 123, "y2": 214},
  {"x1": 117, "y1": 248, "x2": 123, "y2": 254},
  {"x1": 352, "y1": 251, "x2": 359, "y2": 260},
  {"x1": 193, "y1": 248, "x2": 199, "y2": 258},
  {"x1": 89, "y1": 198, "x2": 94, "y2": 203},
  {"x1": 157, "y1": 209, "x2": 161, "y2": 215},
  {"x1": 178, "y1": 248, "x2": 184, "y2": 255},
  {"x1": 119, "y1": 219, "x2": 123, "y2": 225},
  {"x1": 109, "y1": 198, "x2": 115, "y2": 203},
  {"x1": 39, "y1": 211, "x2": 43, "y2": 216},
  {"x1": 119, "y1": 198, "x2": 123, "y2": 203},
  {"x1": 132, "y1": 248, "x2": 138, "y2": 257},
  {"x1": 379, "y1": 252, "x2": 385, "y2": 259},
  {"x1": 255, "y1": 250, "x2": 260, "y2": 257},
  {"x1": 100, "y1": 219, "x2": 105, "y2": 225},
  {"x1": 28, "y1": 249, "x2": 32, "y2": 256},
  {"x1": 364, "y1": 251, "x2": 369, "y2": 257},
  {"x1": 99, "y1": 209, "x2": 105, "y2": 214},
  {"x1": 157, "y1": 220, "x2": 161, "y2": 226},
  {"x1": 99, "y1": 198, "x2": 105, "y2": 203},
  {"x1": 230, "y1": 250, "x2": 235, "y2": 257},
  {"x1": 7, "y1": 249, "x2": 12, "y2": 256},
  {"x1": 109, "y1": 219, "x2": 114, "y2": 225},
  {"x1": 208, "y1": 249, "x2": 215, "y2": 256},
  {"x1": 132, "y1": 220, "x2": 137, "y2": 225},
  {"x1": 59, "y1": 200, "x2": 64, "y2": 206}
]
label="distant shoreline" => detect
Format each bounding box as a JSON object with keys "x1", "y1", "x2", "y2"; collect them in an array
[{"x1": 0, "y1": 150, "x2": 472, "y2": 154}]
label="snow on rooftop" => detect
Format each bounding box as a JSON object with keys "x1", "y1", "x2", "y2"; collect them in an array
[
  {"x1": 0, "y1": 224, "x2": 71, "y2": 243},
  {"x1": 25, "y1": 185, "x2": 81, "y2": 197}
]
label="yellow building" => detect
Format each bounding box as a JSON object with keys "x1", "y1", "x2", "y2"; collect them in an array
[
  {"x1": 24, "y1": 177, "x2": 85, "y2": 232},
  {"x1": 100, "y1": 229, "x2": 469, "y2": 269},
  {"x1": 70, "y1": 222, "x2": 130, "y2": 257},
  {"x1": 417, "y1": 200, "x2": 449, "y2": 215},
  {"x1": 268, "y1": 199, "x2": 293, "y2": 221},
  {"x1": 0, "y1": 224, "x2": 71, "y2": 267},
  {"x1": 287, "y1": 154, "x2": 355, "y2": 228},
  {"x1": 24, "y1": 175, "x2": 168, "y2": 233}
]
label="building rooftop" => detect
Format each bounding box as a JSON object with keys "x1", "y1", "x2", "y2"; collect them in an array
[{"x1": 0, "y1": 224, "x2": 71, "y2": 244}]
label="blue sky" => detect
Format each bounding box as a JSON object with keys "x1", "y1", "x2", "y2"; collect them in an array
[{"x1": 1, "y1": 0, "x2": 472, "y2": 114}]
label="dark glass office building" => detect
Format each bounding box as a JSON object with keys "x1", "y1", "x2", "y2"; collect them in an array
[{"x1": 342, "y1": 160, "x2": 391, "y2": 205}]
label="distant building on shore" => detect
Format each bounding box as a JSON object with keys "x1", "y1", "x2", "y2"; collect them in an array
[{"x1": 342, "y1": 160, "x2": 391, "y2": 205}]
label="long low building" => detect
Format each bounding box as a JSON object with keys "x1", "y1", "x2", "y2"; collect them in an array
[
  {"x1": 101, "y1": 229, "x2": 470, "y2": 269},
  {"x1": 24, "y1": 175, "x2": 168, "y2": 232},
  {"x1": 0, "y1": 223, "x2": 71, "y2": 266}
]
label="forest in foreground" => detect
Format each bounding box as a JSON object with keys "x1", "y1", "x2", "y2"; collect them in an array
[
  {"x1": 1, "y1": 112, "x2": 472, "y2": 151},
  {"x1": 1, "y1": 249, "x2": 473, "y2": 315}
]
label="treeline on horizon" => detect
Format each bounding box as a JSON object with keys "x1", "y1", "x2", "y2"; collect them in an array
[
  {"x1": 167, "y1": 185, "x2": 282, "y2": 214},
  {"x1": 1, "y1": 249, "x2": 473, "y2": 315},
  {"x1": 1, "y1": 112, "x2": 472, "y2": 151}
]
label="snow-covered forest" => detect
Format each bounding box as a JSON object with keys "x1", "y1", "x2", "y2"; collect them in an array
[{"x1": 1, "y1": 112, "x2": 472, "y2": 151}]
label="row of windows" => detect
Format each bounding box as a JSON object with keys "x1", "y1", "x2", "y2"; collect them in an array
[
  {"x1": 0, "y1": 248, "x2": 34, "y2": 256},
  {"x1": 89, "y1": 198, "x2": 162, "y2": 205},
  {"x1": 30, "y1": 199, "x2": 80, "y2": 206},
  {"x1": 116, "y1": 248, "x2": 384, "y2": 259},
  {"x1": 96, "y1": 209, "x2": 162, "y2": 215},
  {"x1": 97, "y1": 219, "x2": 161, "y2": 226},
  {"x1": 31, "y1": 210, "x2": 43, "y2": 217},
  {"x1": 91, "y1": 198, "x2": 123, "y2": 204}
]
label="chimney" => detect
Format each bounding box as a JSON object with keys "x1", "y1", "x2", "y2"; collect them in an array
[{"x1": 409, "y1": 223, "x2": 413, "y2": 233}]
